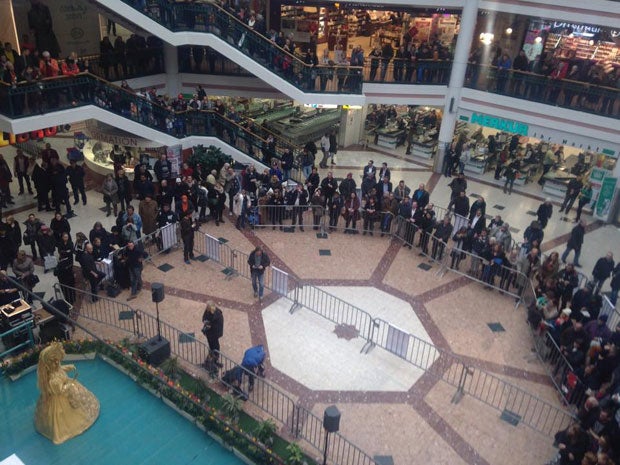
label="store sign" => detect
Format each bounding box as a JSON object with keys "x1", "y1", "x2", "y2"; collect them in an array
[
  {"x1": 0, "y1": 127, "x2": 61, "y2": 147},
  {"x1": 304, "y1": 104, "x2": 338, "y2": 109},
  {"x1": 166, "y1": 144, "x2": 182, "y2": 177},
  {"x1": 595, "y1": 176, "x2": 617, "y2": 222},
  {"x1": 552, "y1": 22, "x2": 602, "y2": 35},
  {"x1": 470, "y1": 113, "x2": 529, "y2": 136}
]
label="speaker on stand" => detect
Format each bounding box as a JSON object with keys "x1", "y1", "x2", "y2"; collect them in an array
[
  {"x1": 322, "y1": 405, "x2": 341, "y2": 465},
  {"x1": 139, "y1": 282, "x2": 170, "y2": 366}
]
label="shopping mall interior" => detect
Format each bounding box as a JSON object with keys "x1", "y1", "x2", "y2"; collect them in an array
[{"x1": 0, "y1": 0, "x2": 619, "y2": 465}]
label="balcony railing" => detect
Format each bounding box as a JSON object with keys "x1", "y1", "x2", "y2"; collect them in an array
[
  {"x1": 112, "y1": 0, "x2": 454, "y2": 92},
  {"x1": 0, "y1": 74, "x2": 304, "y2": 177},
  {"x1": 464, "y1": 63, "x2": 619, "y2": 120}
]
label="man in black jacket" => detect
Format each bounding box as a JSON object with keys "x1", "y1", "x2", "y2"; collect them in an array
[
  {"x1": 432, "y1": 216, "x2": 454, "y2": 260},
  {"x1": 79, "y1": 243, "x2": 106, "y2": 302},
  {"x1": 202, "y1": 301, "x2": 224, "y2": 365},
  {"x1": 248, "y1": 246, "x2": 270, "y2": 299},
  {"x1": 339, "y1": 173, "x2": 356, "y2": 199},
  {"x1": 561, "y1": 220, "x2": 585, "y2": 267},
  {"x1": 48, "y1": 158, "x2": 74, "y2": 217},
  {"x1": 559, "y1": 176, "x2": 583, "y2": 215},
  {"x1": 591, "y1": 252, "x2": 615, "y2": 295},
  {"x1": 124, "y1": 241, "x2": 146, "y2": 300},
  {"x1": 286, "y1": 184, "x2": 308, "y2": 231},
  {"x1": 66, "y1": 160, "x2": 86, "y2": 205}
]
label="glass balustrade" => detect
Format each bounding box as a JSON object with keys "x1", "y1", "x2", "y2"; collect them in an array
[
  {"x1": 0, "y1": 74, "x2": 303, "y2": 172},
  {"x1": 464, "y1": 63, "x2": 619, "y2": 120}
]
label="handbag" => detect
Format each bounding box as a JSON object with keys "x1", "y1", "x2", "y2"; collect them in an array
[
  {"x1": 23, "y1": 232, "x2": 31, "y2": 246},
  {"x1": 25, "y1": 274, "x2": 40, "y2": 287}
]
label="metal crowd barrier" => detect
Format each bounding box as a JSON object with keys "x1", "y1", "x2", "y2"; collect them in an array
[
  {"x1": 599, "y1": 294, "x2": 620, "y2": 332},
  {"x1": 55, "y1": 281, "x2": 377, "y2": 465},
  {"x1": 531, "y1": 329, "x2": 587, "y2": 410},
  {"x1": 0, "y1": 320, "x2": 35, "y2": 360},
  {"x1": 191, "y1": 230, "x2": 575, "y2": 436},
  {"x1": 436, "y1": 243, "x2": 530, "y2": 303}
]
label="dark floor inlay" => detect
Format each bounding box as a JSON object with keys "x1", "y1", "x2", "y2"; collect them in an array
[
  {"x1": 179, "y1": 332, "x2": 195, "y2": 343},
  {"x1": 283, "y1": 226, "x2": 295, "y2": 233},
  {"x1": 316, "y1": 233, "x2": 328, "y2": 239},
  {"x1": 195, "y1": 254, "x2": 209, "y2": 262},
  {"x1": 526, "y1": 210, "x2": 537, "y2": 216},
  {"x1": 509, "y1": 227, "x2": 520, "y2": 233},
  {"x1": 487, "y1": 322, "x2": 505, "y2": 333},
  {"x1": 493, "y1": 204, "x2": 505, "y2": 210},
  {"x1": 500, "y1": 409, "x2": 521, "y2": 426},
  {"x1": 218, "y1": 237, "x2": 229, "y2": 244},
  {"x1": 560, "y1": 216, "x2": 572, "y2": 222},
  {"x1": 98, "y1": 207, "x2": 107, "y2": 213},
  {"x1": 333, "y1": 323, "x2": 359, "y2": 341},
  {"x1": 222, "y1": 267, "x2": 235, "y2": 276},
  {"x1": 119, "y1": 310, "x2": 135, "y2": 321},
  {"x1": 34, "y1": 291, "x2": 46, "y2": 299},
  {"x1": 418, "y1": 263, "x2": 432, "y2": 271},
  {"x1": 158, "y1": 263, "x2": 174, "y2": 272},
  {"x1": 469, "y1": 193, "x2": 481, "y2": 198},
  {"x1": 374, "y1": 456, "x2": 394, "y2": 465},
  {"x1": 319, "y1": 249, "x2": 332, "y2": 256}
]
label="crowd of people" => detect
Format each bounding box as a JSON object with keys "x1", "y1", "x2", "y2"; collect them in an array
[{"x1": 467, "y1": 46, "x2": 619, "y2": 117}]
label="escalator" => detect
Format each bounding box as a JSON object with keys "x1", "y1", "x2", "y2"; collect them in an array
[
  {"x1": 0, "y1": 74, "x2": 304, "y2": 177},
  {"x1": 91, "y1": 0, "x2": 367, "y2": 104}
]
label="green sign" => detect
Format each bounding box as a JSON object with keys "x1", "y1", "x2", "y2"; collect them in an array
[
  {"x1": 470, "y1": 113, "x2": 529, "y2": 136},
  {"x1": 595, "y1": 176, "x2": 617, "y2": 221},
  {"x1": 590, "y1": 167, "x2": 608, "y2": 183}
]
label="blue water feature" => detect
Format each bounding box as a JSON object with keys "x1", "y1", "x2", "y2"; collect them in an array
[{"x1": 0, "y1": 358, "x2": 244, "y2": 465}]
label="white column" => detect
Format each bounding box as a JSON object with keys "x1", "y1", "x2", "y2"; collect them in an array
[
  {"x1": 338, "y1": 108, "x2": 364, "y2": 148},
  {"x1": 164, "y1": 43, "x2": 180, "y2": 97},
  {"x1": 434, "y1": 0, "x2": 479, "y2": 173}
]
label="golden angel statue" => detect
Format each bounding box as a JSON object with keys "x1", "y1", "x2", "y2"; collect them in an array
[{"x1": 34, "y1": 342, "x2": 100, "y2": 444}]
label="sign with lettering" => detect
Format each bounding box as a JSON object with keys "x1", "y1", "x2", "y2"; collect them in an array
[
  {"x1": 459, "y1": 110, "x2": 618, "y2": 158},
  {"x1": 0, "y1": 127, "x2": 59, "y2": 147},
  {"x1": 594, "y1": 176, "x2": 617, "y2": 222},
  {"x1": 469, "y1": 112, "x2": 529, "y2": 136},
  {"x1": 48, "y1": 0, "x2": 101, "y2": 56}
]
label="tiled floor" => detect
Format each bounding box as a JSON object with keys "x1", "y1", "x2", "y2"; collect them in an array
[{"x1": 3, "y1": 142, "x2": 619, "y2": 465}]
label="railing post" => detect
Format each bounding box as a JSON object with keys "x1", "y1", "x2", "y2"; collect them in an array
[
  {"x1": 292, "y1": 402, "x2": 301, "y2": 438},
  {"x1": 451, "y1": 363, "x2": 472, "y2": 404}
]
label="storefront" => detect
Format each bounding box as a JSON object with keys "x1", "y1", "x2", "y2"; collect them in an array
[
  {"x1": 365, "y1": 104, "x2": 441, "y2": 158},
  {"x1": 274, "y1": 3, "x2": 461, "y2": 58},
  {"x1": 77, "y1": 123, "x2": 167, "y2": 179},
  {"x1": 473, "y1": 12, "x2": 619, "y2": 77},
  {"x1": 454, "y1": 109, "x2": 618, "y2": 201}
]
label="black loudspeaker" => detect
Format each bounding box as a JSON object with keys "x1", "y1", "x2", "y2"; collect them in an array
[
  {"x1": 151, "y1": 282, "x2": 165, "y2": 303},
  {"x1": 323, "y1": 405, "x2": 341, "y2": 433},
  {"x1": 138, "y1": 336, "x2": 171, "y2": 366}
]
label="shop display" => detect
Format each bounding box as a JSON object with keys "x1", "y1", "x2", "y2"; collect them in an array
[
  {"x1": 454, "y1": 114, "x2": 618, "y2": 199},
  {"x1": 365, "y1": 105, "x2": 440, "y2": 157},
  {"x1": 265, "y1": 107, "x2": 340, "y2": 146}
]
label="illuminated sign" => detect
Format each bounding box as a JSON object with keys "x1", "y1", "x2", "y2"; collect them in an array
[
  {"x1": 304, "y1": 104, "x2": 338, "y2": 109},
  {"x1": 469, "y1": 113, "x2": 529, "y2": 136},
  {"x1": 0, "y1": 127, "x2": 59, "y2": 147}
]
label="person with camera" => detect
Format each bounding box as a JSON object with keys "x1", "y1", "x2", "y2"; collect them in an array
[{"x1": 202, "y1": 301, "x2": 224, "y2": 366}]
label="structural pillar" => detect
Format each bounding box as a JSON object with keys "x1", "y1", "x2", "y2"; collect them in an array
[
  {"x1": 434, "y1": 0, "x2": 479, "y2": 173},
  {"x1": 164, "y1": 43, "x2": 180, "y2": 97}
]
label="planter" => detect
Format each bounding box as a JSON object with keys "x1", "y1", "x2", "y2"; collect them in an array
[
  {"x1": 99, "y1": 354, "x2": 137, "y2": 381},
  {"x1": 233, "y1": 447, "x2": 256, "y2": 465},
  {"x1": 9, "y1": 364, "x2": 37, "y2": 381},
  {"x1": 161, "y1": 397, "x2": 196, "y2": 423},
  {"x1": 65, "y1": 352, "x2": 96, "y2": 361}
]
